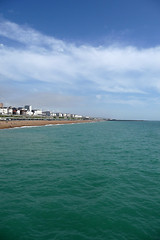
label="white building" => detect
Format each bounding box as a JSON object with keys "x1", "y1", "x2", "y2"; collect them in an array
[
  {"x1": 25, "y1": 105, "x2": 32, "y2": 112},
  {"x1": 8, "y1": 108, "x2": 13, "y2": 115},
  {"x1": 33, "y1": 109, "x2": 42, "y2": 116},
  {"x1": 74, "y1": 114, "x2": 82, "y2": 119},
  {"x1": 0, "y1": 108, "x2": 8, "y2": 115},
  {"x1": 26, "y1": 111, "x2": 33, "y2": 116},
  {"x1": 56, "y1": 113, "x2": 63, "y2": 117},
  {"x1": 16, "y1": 110, "x2": 20, "y2": 115}
]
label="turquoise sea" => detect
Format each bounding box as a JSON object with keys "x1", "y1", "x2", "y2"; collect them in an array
[{"x1": 0, "y1": 121, "x2": 160, "y2": 240}]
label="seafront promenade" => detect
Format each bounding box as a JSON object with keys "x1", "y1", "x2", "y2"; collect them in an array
[{"x1": 0, "y1": 119, "x2": 94, "y2": 129}]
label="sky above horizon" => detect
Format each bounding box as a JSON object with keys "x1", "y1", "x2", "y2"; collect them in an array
[{"x1": 0, "y1": 0, "x2": 160, "y2": 120}]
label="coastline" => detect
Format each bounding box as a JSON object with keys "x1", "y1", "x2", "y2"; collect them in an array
[{"x1": 0, "y1": 119, "x2": 94, "y2": 130}]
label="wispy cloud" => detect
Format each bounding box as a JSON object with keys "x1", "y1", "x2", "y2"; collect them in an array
[
  {"x1": 0, "y1": 20, "x2": 65, "y2": 49},
  {"x1": 0, "y1": 19, "x2": 160, "y2": 118}
]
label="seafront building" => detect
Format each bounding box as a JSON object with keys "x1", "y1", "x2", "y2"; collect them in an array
[
  {"x1": 24, "y1": 105, "x2": 32, "y2": 112},
  {"x1": 0, "y1": 107, "x2": 8, "y2": 115}
]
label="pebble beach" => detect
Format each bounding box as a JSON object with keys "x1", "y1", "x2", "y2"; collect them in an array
[{"x1": 0, "y1": 119, "x2": 92, "y2": 129}]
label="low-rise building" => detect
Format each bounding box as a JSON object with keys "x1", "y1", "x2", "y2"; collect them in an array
[
  {"x1": 42, "y1": 111, "x2": 51, "y2": 117},
  {"x1": 12, "y1": 107, "x2": 18, "y2": 115},
  {"x1": 74, "y1": 114, "x2": 82, "y2": 119},
  {"x1": 56, "y1": 113, "x2": 63, "y2": 117},
  {"x1": 66, "y1": 113, "x2": 71, "y2": 118},
  {"x1": 25, "y1": 105, "x2": 32, "y2": 112},
  {"x1": 16, "y1": 110, "x2": 20, "y2": 115},
  {"x1": 0, "y1": 103, "x2": 3, "y2": 108},
  {"x1": 0, "y1": 107, "x2": 8, "y2": 115},
  {"x1": 8, "y1": 107, "x2": 13, "y2": 115},
  {"x1": 32, "y1": 109, "x2": 42, "y2": 116},
  {"x1": 26, "y1": 111, "x2": 33, "y2": 116},
  {"x1": 20, "y1": 109, "x2": 26, "y2": 115}
]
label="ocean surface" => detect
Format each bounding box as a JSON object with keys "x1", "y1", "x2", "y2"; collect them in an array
[{"x1": 0, "y1": 121, "x2": 160, "y2": 240}]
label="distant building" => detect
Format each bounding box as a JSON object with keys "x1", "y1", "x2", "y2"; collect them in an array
[
  {"x1": 0, "y1": 107, "x2": 8, "y2": 115},
  {"x1": 16, "y1": 110, "x2": 20, "y2": 115},
  {"x1": 8, "y1": 107, "x2": 13, "y2": 115},
  {"x1": 24, "y1": 105, "x2": 32, "y2": 112},
  {"x1": 26, "y1": 111, "x2": 33, "y2": 116},
  {"x1": 32, "y1": 109, "x2": 42, "y2": 116},
  {"x1": 42, "y1": 111, "x2": 51, "y2": 117},
  {"x1": 74, "y1": 114, "x2": 82, "y2": 119},
  {"x1": 20, "y1": 109, "x2": 26, "y2": 115},
  {"x1": 12, "y1": 107, "x2": 17, "y2": 115},
  {"x1": 24, "y1": 105, "x2": 33, "y2": 116},
  {"x1": 0, "y1": 103, "x2": 3, "y2": 108},
  {"x1": 56, "y1": 113, "x2": 63, "y2": 117}
]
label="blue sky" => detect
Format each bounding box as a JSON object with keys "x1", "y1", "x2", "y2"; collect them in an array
[{"x1": 0, "y1": 0, "x2": 160, "y2": 119}]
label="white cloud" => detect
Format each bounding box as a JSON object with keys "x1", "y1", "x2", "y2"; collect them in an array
[
  {"x1": 0, "y1": 20, "x2": 65, "y2": 50},
  {"x1": 0, "y1": 19, "x2": 160, "y2": 118},
  {"x1": 0, "y1": 20, "x2": 159, "y2": 92}
]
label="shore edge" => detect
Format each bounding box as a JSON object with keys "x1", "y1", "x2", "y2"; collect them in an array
[{"x1": 0, "y1": 120, "x2": 94, "y2": 130}]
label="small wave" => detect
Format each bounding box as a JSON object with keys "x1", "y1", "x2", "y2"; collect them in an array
[
  {"x1": 13, "y1": 125, "x2": 40, "y2": 129},
  {"x1": 44, "y1": 124, "x2": 54, "y2": 126}
]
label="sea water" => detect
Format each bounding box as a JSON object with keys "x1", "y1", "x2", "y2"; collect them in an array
[{"x1": 0, "y1": 121, "x2": 160, "y2": 240}]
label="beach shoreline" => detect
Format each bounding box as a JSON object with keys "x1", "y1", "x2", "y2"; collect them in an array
[{"x1": 0, "y1": 119, "x2": 94, "y2": 130}]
